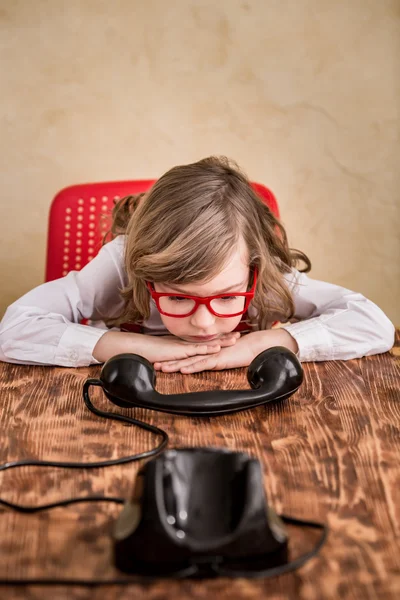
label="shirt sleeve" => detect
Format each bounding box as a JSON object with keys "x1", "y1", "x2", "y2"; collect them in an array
[
  {"x1": 0, "y1": 237, "x2": 126, "y2": 367},
  {"x1": 280, "y1": 269, "x2": 395, "y2": 362}
]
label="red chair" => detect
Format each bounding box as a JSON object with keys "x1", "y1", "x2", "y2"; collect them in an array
[{"x1": 45, "y1": 180, "x2": 279, "y2": 282}]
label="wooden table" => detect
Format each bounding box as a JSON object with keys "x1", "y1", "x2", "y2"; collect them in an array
[{"x1": 0, "y1": 332, "x2": 399, "y2": 600}]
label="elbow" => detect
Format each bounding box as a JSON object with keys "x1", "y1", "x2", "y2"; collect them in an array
[
  {"x1": 0, "y1": 307, "x2": 28, "y2": 363},
  {"x1": 378, "y1": 319, "x2": 396, "y2": 353},
  {"x1": 367, "y1": 308, "x2": 396, "y2": 355},
  {"x1": 0, "y1": 318, "x2": 10, "y2": 351},
  {"x1": 0, "y1": 326, "x2": 16, "y2": 364},
  {"x1": 0, "y1": 327, "x2": 11, "y2": 363},
  {"x1": 345, "y1": 299, "x2": 396, "y2": 358}
]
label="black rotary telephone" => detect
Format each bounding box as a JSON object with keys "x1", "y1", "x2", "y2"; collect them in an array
[
  {"x1": 0, "y1": 347, "x2": 328, "y2": 585},
  {"x1": 83, "y1": 346, "x2": 304, "y2": 416}
]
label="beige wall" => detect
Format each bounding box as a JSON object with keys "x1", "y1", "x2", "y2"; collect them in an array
[{"x1": 1, "y1": 0, "x2": 399, "y2": 324}]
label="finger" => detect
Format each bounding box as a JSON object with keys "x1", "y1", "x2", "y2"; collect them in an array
[
  {"x1": 179, "y1": 337, "x2": 220, "y2": 346},
  {"x1": 185, "y1": 343, "x2": 221, "y2": 357},
  {"x1": 180, "y1": 355, "x2": 220, "y2": 373},
  {"x1": 161, "y1": 357, "x2": 216, "y2": 373},
  {"x1": 219, "y1": 332, "x2": 239, "y2": 340},
  {"x1": 218, "y1": 336, "x2": 239, "y2": 347},
  {"x1": 220, "y1": 331, "x2": 241, "y2": 341},
  {"x1": 158, "y1": 355, "x2": 208, "y2": 371},
  {"x1": 153, "y1": 344, "x2": 221, "y2": 369}
]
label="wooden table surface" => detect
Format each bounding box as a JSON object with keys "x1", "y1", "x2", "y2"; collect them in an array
[{"x1": 0, "y1": 332, "x2": 399, "y2": 600}]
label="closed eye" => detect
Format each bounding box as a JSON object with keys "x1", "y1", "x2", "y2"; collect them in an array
[{"x1": 167, "y1": 296, "x2": 189, "y2": 302}]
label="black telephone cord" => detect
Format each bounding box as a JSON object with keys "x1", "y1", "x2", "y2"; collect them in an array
[{"x1": 0, "y1": 379, "x2": 327, "y2": 585}]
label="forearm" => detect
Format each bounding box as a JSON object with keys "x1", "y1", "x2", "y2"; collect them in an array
[
  {"x1": 281, "y1": 307, "x2": 395, "y2": 362},
  {"x1": 92, "y1": 330, "x2": 144, "y2": 363},
  {"x1": 251, "y1": 328, "x2": 299, "y2": 357},
  {"x1": 0, "y1": 305, "x2": 106, "y2": 367},
  {"x1": 93, "y1": 331, "x2": 229, "y2": 365},
  {"x1": 284, "y1": 268, "x2": 395, "y2": 361}
]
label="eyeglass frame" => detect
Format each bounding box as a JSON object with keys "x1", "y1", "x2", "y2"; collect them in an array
[{"x1": 146, "y1": 268, "x2": 258, "y2": 318}]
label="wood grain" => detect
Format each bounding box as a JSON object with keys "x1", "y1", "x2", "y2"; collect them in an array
[{"x1": 0, "y1": 332, "x2": 399, "y2": 600}]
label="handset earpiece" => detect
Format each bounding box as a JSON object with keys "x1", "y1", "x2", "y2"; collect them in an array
[
  {"x1": 247, "y1": 345, "x2": 302, "y2": 391},
  {"x1": 94, "y1": 346, "x2": 303, "y2": 416},
  {"x1": 100, "y1": 354, "x2": 155, "y2": 408}
]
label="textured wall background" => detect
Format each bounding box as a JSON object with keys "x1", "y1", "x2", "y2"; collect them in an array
[{"x1": 0, "y1": 0, "x2": 399, "y2": 323}]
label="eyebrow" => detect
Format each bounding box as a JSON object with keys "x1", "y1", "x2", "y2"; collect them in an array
[{"x1": 165, "y1": 278, "x2": 248, "y2": 295}]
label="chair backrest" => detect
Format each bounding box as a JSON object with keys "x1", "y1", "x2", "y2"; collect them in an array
[{"x1": 45, "y1": 180, "x2": 279, "y2": 282}]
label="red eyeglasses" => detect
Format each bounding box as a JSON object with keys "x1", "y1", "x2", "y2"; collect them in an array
[{"x1": 146, "y1": 269, "x2": 258, "y2": 318}]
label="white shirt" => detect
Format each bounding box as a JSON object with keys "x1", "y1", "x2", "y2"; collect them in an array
[{"x1": 0, "y1": 236, "x2": 395, "y2": 367}]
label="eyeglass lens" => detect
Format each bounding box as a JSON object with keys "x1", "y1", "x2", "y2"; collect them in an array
[{"x1": 159, "y1": 295, "x2": 247, "y2": 316}]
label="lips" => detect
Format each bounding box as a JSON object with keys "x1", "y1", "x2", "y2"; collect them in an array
[{"x1": 189, "y1": 335, "x2": 218, "y2": 341}]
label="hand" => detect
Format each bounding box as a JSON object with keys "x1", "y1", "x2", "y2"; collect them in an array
[
  {"x1": 92, "y1": 330, "x2": 240, "y2": 364},
  {"x1": 147, "y1": 331, "x2": 240, "y2": 364},
  {"x1": 154, "y1": 329, "x2": 299, "y2": 373}
]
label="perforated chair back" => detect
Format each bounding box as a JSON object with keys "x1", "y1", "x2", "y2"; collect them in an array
[{"x1": 45, "y1": 180, "x2": 279, "y2": 282}]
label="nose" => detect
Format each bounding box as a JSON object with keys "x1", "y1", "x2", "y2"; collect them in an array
[{"x1": 189, "y1": 304, "x2": 216, "y2": 330}]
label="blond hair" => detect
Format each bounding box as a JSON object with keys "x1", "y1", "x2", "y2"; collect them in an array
[{"x1": 106, "y1": 156, "x2": 311, "y2": 329}]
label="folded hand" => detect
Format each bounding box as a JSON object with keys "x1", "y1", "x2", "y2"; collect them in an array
[{"x1": 154, "y1": 330, "x2": 298, "y2": 373}]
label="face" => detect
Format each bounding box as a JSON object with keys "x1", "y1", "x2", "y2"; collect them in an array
[{"x1": 153, "y1": 239, "x2": 250, "y2": 342}]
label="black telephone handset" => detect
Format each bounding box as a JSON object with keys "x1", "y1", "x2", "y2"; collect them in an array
[{"x1": 92, "y1": 346, "x2": 303, "y2": 416}]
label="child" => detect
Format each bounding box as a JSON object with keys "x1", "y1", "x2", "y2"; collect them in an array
[{"x1": 0, "y1": 156, "x2": 395, "y2": 373}]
